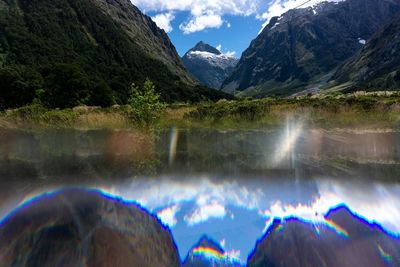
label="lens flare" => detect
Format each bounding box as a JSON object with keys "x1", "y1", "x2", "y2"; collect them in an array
[
  {"x1": 169, "y1": 127, "x2": 179, "y2": 165},
  {"x1": 273, "y1": 116, "x2": 303, "y2": 165}
]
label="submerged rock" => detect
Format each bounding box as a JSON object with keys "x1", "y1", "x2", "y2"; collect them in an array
[{"x1": 0, "y1": 188, "x2": 181, "y2": 267}]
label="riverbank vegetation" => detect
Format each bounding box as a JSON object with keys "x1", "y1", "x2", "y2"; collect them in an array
[{"x1": 1, "y1": 91, "x2": 400, "y2": 130}]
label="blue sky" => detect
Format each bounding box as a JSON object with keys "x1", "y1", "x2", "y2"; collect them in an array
[
  {"x1": 131, "y1": 0, "x2": 345, "y2": 57},
  {"x1": 148, "y1": 12, "x2": 262, "y2": 57},
  {"x1": 109, "y1": 176, "x2": 400, "y2": 263}
]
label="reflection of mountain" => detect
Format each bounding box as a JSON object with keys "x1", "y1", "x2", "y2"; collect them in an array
[
  {"x1": 248, "y1": 205, "x2": 400, "y2": 267},
  {"x1": 0, "y1": 189, "x2": 181, "y2": 267},
  {"x1": 184, "y1": 235, "x2": 243, "y2": 267}
]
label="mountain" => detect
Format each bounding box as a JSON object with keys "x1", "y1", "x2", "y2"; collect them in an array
[
  {"x1": 183, "y1": 235, "x2": 243, "y2": 267},
  {"x1": 0, "y1": 188, "x2": 181, "y2": 267},
  {"x1": 222, "y1": 0, "x2": 400, "y2": 97},
  {"x1": 248, "y1": 205, "x2": 400, "y2": 267},
  {"x1": 0, "y1": 0, "x2": 228, "y2": 109},
  {"x1": 182, "y1": 42, "x2": 238, "y2": 89},
  {"x1": 333, "y1": 13, "x2": 400, "y2": 91}
]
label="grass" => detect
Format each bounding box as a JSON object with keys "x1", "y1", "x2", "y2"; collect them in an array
[{"x1": 1, "y1": 92, "x2": 400, "y2": 130}]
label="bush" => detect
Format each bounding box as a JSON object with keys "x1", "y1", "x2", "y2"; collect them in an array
[{"x1": 128, "y1": 79, "x2": 165, "y2": 124}]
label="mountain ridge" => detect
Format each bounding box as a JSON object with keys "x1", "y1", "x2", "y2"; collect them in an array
[
  {"x1": 182, "y1": 42, "x2": 238, "y2": 89},
  {"x1": 0, "y1": 0, "x2": 229, "y2": 109},
  {"x1": 222, "y1": 0, "x2": 400, "y2": 97}
]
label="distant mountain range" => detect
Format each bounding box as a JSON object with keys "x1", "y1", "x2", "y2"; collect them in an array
[
  {"x1": 182, "y1": 42, "x2": 238, "y2": 89},
  {"x1": 222, "y1": 0, "x2": 400, "y2": 97},
  {"x1": 0, "y1": 0, "x2": 228, "y2": 109}
]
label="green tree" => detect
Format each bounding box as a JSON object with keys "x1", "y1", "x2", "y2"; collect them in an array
[
  {"x1": 0, "y1": 65, "x2": 43, "y2": 109},
  {"x1": 128, "y1": 79, "x2": 165, "y2": 124},
  {"x1": 40, "y1": 64, "x2": 90, "y2": 108}
]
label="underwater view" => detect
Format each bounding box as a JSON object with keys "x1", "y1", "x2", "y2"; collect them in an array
[{"x1": 1, "y1": 119, "x2": 399, "y2": 266}]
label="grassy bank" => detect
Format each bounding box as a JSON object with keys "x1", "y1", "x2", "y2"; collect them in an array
[{"x1": 1, "y1": 92, "x2": 400, "y2": 130}]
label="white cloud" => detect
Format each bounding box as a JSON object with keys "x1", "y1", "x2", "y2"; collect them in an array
[
  {"x1": 184, "y1": 200, "x2": 226, "y2": 225},
  {"x1": 131, "y1": 0, "x2": 261, "y2": 33},
  {"x1": 131, "y1": 0, "x2": 259, "y2": 16},
  {"x1": 180, "y1": 12, "x2": 224, "y2": 34},
  {"x1": 224, "y1": 51, "x2": 236, "y2": 57},
  {"x1": 157, "y1": 204, "x2": 181, "y2": 227},
  {"x1": 214, "y1": 44, "x2": 236, "y2": 57},
  {"x1": 152, "y1": 12, "x2": 175, "y2": 33}
]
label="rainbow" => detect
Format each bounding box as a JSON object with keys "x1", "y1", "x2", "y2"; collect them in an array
[
  {"x1": 322, "y1": 219, "x2": 349, "y2": 238},
  {"x1": 377, "y1": 244, "x2": 392, "y2": 263},
  {"x1": 192, "y1": 246, "x2": 227, "y2": 261}
]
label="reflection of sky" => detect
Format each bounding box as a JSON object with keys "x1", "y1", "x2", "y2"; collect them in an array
[
  {"x1": 99, "y1": 177, "x2": 400, "y2": 263},
  {"x1": 2, "y1": 121, "x2": 400, "y2": 263}
]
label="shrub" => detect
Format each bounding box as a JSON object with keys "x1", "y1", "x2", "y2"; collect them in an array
[{"x1": 128, "y1": 79, "x2": 165, "y2": 124}]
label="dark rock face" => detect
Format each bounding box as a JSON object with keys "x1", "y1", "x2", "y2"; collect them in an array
[
  {"x1": 182, "y1": 42, "x2": 238, "y2": 89},
  {"x1": 222, "y1": 0, "x2": 400, "y2": 96},
  {"x1": 91, "y1": 0, "x2": 193, "y2": 84},
  {"x1": 183, "y1": 235, "x2": 243, "y2": 267},
  {"x1": 0, "y1": 188, "x2": 181, "y2": 267},
  {"x1": 248, "y1": 206, "x2": 400, "y2": 267},
  {"x1": 333, "y1": 13, "x2": 400, "y2": 91}
]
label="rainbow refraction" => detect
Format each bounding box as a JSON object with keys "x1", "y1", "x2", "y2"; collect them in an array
[
  {"x1": 322, "y1": 219, "x2": 349, "y2": 238},
  {"x1": 192, "y1": 246, "x2": 227, "y2": 261},
  {"x1": 377, "y1": 244, "x2": 392, "y2": 263}
]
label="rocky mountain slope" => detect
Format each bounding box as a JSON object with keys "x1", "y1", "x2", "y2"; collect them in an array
[
  {"x1": 182, "y1": 42, "x2": 238, "y2": 89},
  {"x1": 183, "y1": 235, "x2": 243, "y2": 267},
  {"x1": 222, "y1": 0, "x2": 400, "y2": 97},
  {"x1": 248, "y1": 206, "x2": 400, "y2": 267},
  {"x1": 0, "y1": 0, "x2": 228, "y2": 108},
  {"x1": 0, "y1": 188, "x2": 181, "y2": 267},
  {"x1": 333, "y1": 13, "x2": 400, "y2": 91}
]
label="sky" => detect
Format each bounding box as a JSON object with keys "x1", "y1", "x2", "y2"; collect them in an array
[
  {"x1": 130, "y1": 0, "x2": 344, "y2": 57},
  {"x1": 107, "y1": 176, "x2": 400, "y2": 263}
]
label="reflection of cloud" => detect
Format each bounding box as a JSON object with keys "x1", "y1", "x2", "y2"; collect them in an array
[
  {"x1": 226, "y1": 249, "x2": 241, "y2": 260},
  {"x1": 261, "y1": 180, "x2": 400, "y2": 234},
  {"x1": 157, "y1": 204, "x2": 181, "y2": 227},
  {"x1": 104, "y1": 176, "x2": 400, "y2": 235},
  {"x1": 114, "y1": 177, "x2": 264, "y2": 213},
  {"x1": 220, "y1": 239, "x2": 226, "y2": 248},
  {"x1": 184, "y1": 201, "x2": 226, "y2": 225}
]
